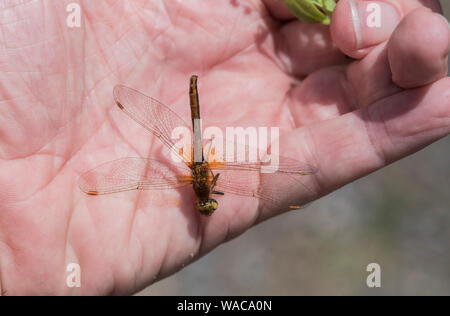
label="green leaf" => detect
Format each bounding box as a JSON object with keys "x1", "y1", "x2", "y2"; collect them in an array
[
  {"x1": 310, "y1": 0, "x2": 323, "y2": 6},
  {"x1": 281, "y1": 0, "x2": 336, "y2": 25},
  {"x1": 323, "y1": 0, "x2": 336, "y2": 15}
]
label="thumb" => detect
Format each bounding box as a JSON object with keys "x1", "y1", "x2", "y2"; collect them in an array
[
  {"x1": 330, "y1": 0, "x2": 443, "y2": 59},
  {"x1": 331, "y1": 0, "x2": 402, "y2": 58}
]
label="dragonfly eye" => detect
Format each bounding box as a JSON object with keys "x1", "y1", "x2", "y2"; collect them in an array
[{"x1": 197, "y1": 199, "x2": 218, "y2": 216}]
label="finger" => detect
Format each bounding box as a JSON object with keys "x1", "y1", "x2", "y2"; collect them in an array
[
  {"x1": 331, "y1": 0, "x2": 401, "y2": 58},
  {"x1": 286, "y1": 78, "x2": 450, "y2": 214},
  {"x1": 258, "y1": 77, "x2": 449, "y2": 221},
  {"x1": 260, "y1": 76, "x2": 448, "y2": 218},
  {"x1": 388, "y1": 8, "x2": 450, "y2": 88},
  {"x1": 344, "y1": 8, "x2": 449, "y2": 106},
  {"x1": 291, "y1": 9, "x2": 449, "y2": 125},
  {"x1": 331, "y1": 0, "x2": 442, "y2": 59},
  {"x1": 288, "y1": 43, "x2": 396, "y2": 126}
]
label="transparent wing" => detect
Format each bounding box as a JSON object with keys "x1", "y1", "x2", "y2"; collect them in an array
[
  {"x1": 113, "y1": 85, "x2": 193, "y2": 163},
  {"x1": 79, "y1": 158, "x2": 192, "y2": 195},
  {"x1": 205, "y1": 138, "x2": 318, "y2": 208},
  {"x1": 203, "y1": 137, "x2": 317, "y2": 175},
  {"x1": 209, "y1": 157, "x2": 316, "y2": 175},
  {"x1": 213, "y1": 167, "x2": 316, "y2": 207}
]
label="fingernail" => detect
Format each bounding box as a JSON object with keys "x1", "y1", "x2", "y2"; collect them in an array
[
  {"x1": 350, "y1": 0, "x2": 401, "y2": 49},
  {"x1": 349, "y1": 0, "x2": 363, "y2": 48}
]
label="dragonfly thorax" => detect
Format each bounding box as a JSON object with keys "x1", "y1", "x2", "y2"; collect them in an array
[
  {"x1": 191, "y1": 163, "x2": 213, "y2": 199},
  {"x1": 191, "y1": 162, "x2": 218, "y2": 215}
]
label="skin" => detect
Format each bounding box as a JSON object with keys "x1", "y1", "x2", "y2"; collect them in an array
[{"x1": 0, "y1": 0, "x2": 448, "y2": 295}]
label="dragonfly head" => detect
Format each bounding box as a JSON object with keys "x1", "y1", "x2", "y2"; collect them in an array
[{"x1": 197, "y1": 199, "x2": 218, "y2": 216}]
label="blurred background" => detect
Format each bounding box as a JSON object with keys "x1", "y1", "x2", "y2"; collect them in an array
[{"x1": 139, "y1": 2, "x2": 450, "y2": 295}]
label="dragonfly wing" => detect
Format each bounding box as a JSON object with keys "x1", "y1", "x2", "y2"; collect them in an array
[
  {"x1": 203, "y1": 138, "x2": 317, "y2": 175},
  {"x1": 209, "y1": 158, "x2": 316, "y2": 175},
  {"x1": 212, "y1": 166, "x2": 316, "y2": 209},
  {"x1": 79, "y1": 158, "x2": 191, "y2": 195},
  {"x1": 212, "y1": 168, "x2": 262, "y2": 198},
  {"x1": 113, "y1": 85, "x2": 193, "y2": 163}
]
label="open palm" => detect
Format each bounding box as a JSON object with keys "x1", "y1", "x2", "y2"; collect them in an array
[{"x1": 0, "y1": 0, "x2": 448, "y2": 295}]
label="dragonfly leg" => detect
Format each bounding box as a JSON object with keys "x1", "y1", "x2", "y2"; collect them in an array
[
  {"x1": 210, "y1": 171, "x2": 224, "y2": 195},
  {"x1": 210, "y1": 170, "x2": 219, "y2": 187}
]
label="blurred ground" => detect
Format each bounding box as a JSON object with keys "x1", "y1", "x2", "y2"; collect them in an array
[{"x1": 139, "y1": 3, "x2": 450, "y2": 296}]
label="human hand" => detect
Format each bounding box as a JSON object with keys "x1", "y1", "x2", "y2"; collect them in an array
[{"x1": 0, "y1": 0, "x2": 448, "y2": 295}]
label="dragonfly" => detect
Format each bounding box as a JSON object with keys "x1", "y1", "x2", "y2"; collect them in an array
[{"x1": 79, "y1": 76, "x2": 317, "y2": 215}]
